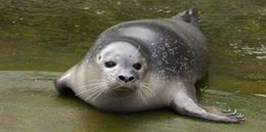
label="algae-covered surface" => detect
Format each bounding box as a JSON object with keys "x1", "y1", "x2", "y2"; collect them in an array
[
  {"x1": 1, "y1": 71, "x2": 265, "y2": 132},
  {"x1": 0, "y1": 0, "x2": 266, "y2": 132}
]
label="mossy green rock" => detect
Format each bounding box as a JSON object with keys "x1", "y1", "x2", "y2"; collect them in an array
[{"x1": 1, "y1": 71, "x2": 265, "y2": 132}]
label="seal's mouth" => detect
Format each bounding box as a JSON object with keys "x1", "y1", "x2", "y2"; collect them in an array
[
  {"x1": 113, "y1": 87, "x2": 133, "y2": 93},
  {"x1": 110, "y1": 86, "x2": 137, "y2": 96}
]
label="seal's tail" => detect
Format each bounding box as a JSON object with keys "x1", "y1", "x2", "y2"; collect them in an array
[{"x1": 171, "y1": 7, "x2": 199, "y2": 27}]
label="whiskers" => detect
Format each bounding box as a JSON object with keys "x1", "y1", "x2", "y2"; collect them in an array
[
  {"x1": 76, "y1": 80, "x2": 155, "y2": 105},
  {"x1": 137, "y1": 83, "x2": 155, "y2": 105},
  {"x1": 75, "y1": 80, "x2": 108, "y2": 102}
]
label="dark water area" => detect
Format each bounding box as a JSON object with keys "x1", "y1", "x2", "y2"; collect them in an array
[{"x1": 1, "y1": 0, "x2": 266, "y2": 131}]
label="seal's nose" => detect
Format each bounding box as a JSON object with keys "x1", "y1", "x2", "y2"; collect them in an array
[{"x1": 118, "y1": 75, "x2": 135, "y2": 83}]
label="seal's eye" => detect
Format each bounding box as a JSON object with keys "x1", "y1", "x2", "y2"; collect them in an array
[
  {"x1": 105, "y1": 61, "x2": 116, "y2": 68},
  {"x1": 133, "y1": 63, "x2": 142, "y2": 70}
]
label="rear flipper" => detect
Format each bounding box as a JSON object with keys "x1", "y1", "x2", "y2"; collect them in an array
[
  {"x1": 171, "y1": 90, "x2": 245, "y2": 123},
  {"x1": 171, "y1": 7, "x2": 199, "y2": 27}
]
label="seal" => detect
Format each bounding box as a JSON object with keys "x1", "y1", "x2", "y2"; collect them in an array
[{"x1": 55, "y1": 8, "x2": 245, "y2": 123}]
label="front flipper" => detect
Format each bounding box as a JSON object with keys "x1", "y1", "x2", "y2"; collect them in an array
[{"x1": 171, "y1": 89, "x2": 245, "y2": 123}]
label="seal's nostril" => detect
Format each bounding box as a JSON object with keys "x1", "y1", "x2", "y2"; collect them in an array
[
  {"x1": 118, "y1": 75, "x2": 134, "y2": 83},
  {"x1": 128, "y1": 76, "x2": 134, "y2": 81},
  {"x1": 118, "y1": 75, "x2": 126, "y2": 81}
]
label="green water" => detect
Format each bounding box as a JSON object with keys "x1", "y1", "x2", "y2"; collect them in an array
[{"x1": 1, "y1": 0, "x2": 266, "y2": 132}]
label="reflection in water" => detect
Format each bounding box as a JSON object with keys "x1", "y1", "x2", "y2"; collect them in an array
[
  {"x1": 254, "y1": 93, "x2": 266, "y2": 97},
  {"x1": 230, "y1": 43, "x2": 266, "y2": 59}
]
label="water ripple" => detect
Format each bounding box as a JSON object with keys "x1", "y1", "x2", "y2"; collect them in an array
[{"x1": 229, "y1": 43, "x2": 266, "y2": 60}]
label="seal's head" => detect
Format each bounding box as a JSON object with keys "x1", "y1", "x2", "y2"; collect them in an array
[{"x1": 94, "y1": 41, "x2": 147, "y2": 96}]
